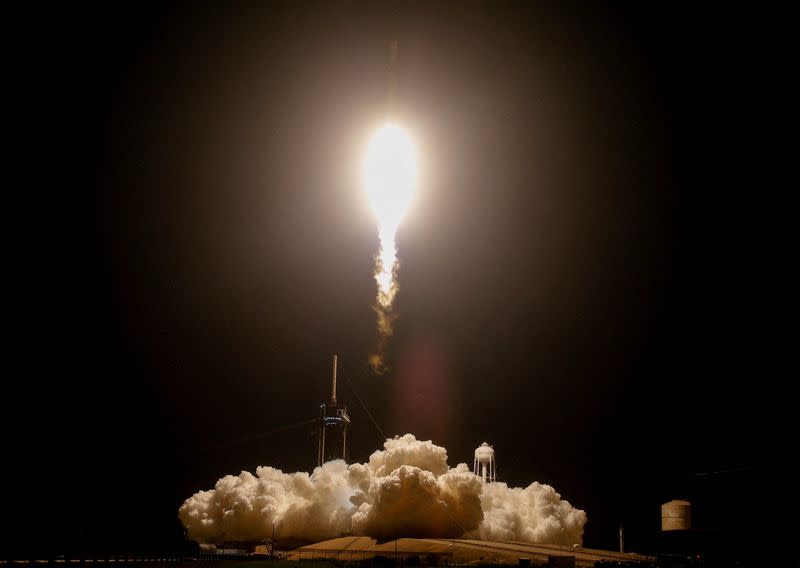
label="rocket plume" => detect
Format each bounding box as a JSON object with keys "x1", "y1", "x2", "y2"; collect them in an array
[
  {"x1": 179, "y1": 434, "x2": 587, "y2": 545},
  {"x1": 363, "y1": 123, "x2": 418, "y2": 373}
]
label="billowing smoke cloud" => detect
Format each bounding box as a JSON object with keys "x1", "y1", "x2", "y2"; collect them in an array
[
  {"x1": 179, "y1": 434, "x2": 586, "y2": 546},
  {"x1": 475, "y1": 481, "x2": 587, "y2": 544}
]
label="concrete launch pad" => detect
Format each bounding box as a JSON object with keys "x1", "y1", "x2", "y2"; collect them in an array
[{"x1": 287, "y1": 536, "x2": 655, "y2": 566}]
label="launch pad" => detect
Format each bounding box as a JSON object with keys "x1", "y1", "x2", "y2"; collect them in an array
[{"x1": 287, "y1": 537, "x2": 655, "y2": 566}]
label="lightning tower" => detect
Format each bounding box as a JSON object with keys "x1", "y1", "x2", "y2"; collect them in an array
[{"x1": 317, "y1": 355, "x2": 350, "y2": 466}]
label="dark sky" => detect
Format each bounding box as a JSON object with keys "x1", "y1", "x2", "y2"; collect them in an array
[{"x1": 5, "y1": 1, "x2": 787, "y2": 559}]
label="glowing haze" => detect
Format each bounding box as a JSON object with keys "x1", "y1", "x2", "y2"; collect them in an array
[
  {"x1": 179, "y1": 434, "x2": 586, "y2": 545},
  {"x1": 363, "y1": 123, "x2": 418, "y2": 373}
]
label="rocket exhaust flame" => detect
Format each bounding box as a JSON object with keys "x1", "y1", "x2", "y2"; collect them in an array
[{"x1": 363, "y1": 123, "x2": 418, "y2": 373}]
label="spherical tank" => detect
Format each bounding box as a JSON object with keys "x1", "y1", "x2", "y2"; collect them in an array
[
  {"x1": 661, "y1": 500, "x2": 691, "y2": 531},
  {"x1": 474, "y1": 442, "x2": 494, "y2": 464}
]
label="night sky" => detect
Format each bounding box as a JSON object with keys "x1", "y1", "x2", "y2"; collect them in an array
[{"x1": 5, "y1": 1, "x2": 787, "y2": 560}]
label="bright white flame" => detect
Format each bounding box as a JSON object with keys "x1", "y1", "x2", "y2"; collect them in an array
[
  {"x1": 364, "y1": 123, "x2": 418, "y2": 238},
  {"x1": 363, "y1": 123, "x2": 418, "y2": 309}
]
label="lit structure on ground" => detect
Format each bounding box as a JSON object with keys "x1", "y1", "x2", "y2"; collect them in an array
[
  {"x1": 317, "y1": 355, "x2": 350, "y2": 466},
  {"x1": 473, "y1": 442, "x2": 496, "y2": 483}
]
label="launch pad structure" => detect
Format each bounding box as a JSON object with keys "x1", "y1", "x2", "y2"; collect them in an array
[
  {"x1": 288, "y1": 536, "x2": 656, "y2": 566},
  {"x1": 317, "y1": 355, "x2": 350, "y2": 467}
]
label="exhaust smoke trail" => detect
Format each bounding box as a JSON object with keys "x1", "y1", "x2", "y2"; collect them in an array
[{"x1": 363, "y1": 123, "x2": 418, "y2": 373}]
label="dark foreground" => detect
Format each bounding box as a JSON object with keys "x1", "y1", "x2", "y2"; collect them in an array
[{"x1": 0, "y1": 556, "x2": 766, "y2": 568}]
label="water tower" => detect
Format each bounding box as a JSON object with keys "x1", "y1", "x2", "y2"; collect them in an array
[
  {"x1": 661, "y1": 499, "x2": 691, "y2": 531},
  {"x1": 473, "y1": 442, "x2": 496, "y2": 482}
]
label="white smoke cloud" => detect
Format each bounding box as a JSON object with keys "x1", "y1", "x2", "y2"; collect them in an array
[
  {"x1": 475, "y1": 481, "x2": 587, "y2": 545},
  {"x1": 179, "y1": 434, "x2": 586, "y2": 546}
]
